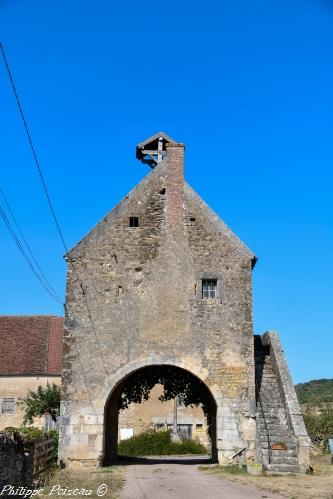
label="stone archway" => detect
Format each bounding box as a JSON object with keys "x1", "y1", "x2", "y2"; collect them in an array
[{"x1": 103, "y1": 364, "x2": 218, "y2": 464}]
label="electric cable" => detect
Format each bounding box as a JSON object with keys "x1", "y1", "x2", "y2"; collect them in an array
[
  {"x1": 0, "y1": 203, "x2": 62, "y2": 304},
  {"x1": 0, "y1": 42, "x2": 68, "y2": 255},
  {"x1": 0, "y1": 41, "x2": 109, "y2": 377},
  {"x1": 0, "y1": 187, "x2": 62, "y2": 303}
]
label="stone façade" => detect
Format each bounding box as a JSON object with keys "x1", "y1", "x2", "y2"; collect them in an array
[{"x1": 59, "y1": 133, "x2": 309, "y2": 471}]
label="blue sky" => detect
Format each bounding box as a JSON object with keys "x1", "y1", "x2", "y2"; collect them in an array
[{"x1": 0, "y1": 0, "x2": 332, "y2": 383}]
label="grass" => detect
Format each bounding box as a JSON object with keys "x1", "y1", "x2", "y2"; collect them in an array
[
  {"x1": 38, "y1": 466, "x2": 124, "y2": 499},
  {"x1": 199, "y1": 464, "x2": 247, "y2": 475},
  {"x1": 118, "y1": 429, "x2": 207, "y2": 456},
  {"x1": 199, "y1": 455, "x2": 333, "y2": 499}
]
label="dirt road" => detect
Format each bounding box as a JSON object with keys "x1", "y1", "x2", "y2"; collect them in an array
[{"x1": 120, "y1": 456, "x2": 285, "y2": 499}]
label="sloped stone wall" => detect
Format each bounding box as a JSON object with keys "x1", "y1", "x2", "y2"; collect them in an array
[{"x1": 261, "y1": 332, "x2": 311, "y2": 472}]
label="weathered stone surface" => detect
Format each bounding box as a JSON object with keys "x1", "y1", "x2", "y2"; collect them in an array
[
  {"x1": 59, "y1": 136, "x2": 256, "y2": 467},
  {"x1": 0, "y1": 433, "x2": 30, "y2": 487},
  {"x1": 255, "y1": 333, "x2": 310, "y2": 473},
  {"x1": 0, "y1": 433, "x2": 53, "y2": 487},
  {"x1": 58, "y1": 134, "x2": 308, "y2": 472}
]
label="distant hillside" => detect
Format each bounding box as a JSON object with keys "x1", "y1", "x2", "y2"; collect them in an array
[{"x1": 295, "y1": 378, "x2": 333, "y2": 404}]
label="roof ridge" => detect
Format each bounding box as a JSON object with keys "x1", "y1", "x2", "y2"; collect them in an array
[{"x1": 0, "y1": 314, "x2": 64, "y2": 318}]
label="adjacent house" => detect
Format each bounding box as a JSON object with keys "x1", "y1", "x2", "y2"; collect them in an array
[
  {"x1": 0, "y1": 315, "x2": 205, "y2": 439},
  {"x1": 118, "y1": 384, "x2": 210, "y2": 447},
  {"x1": 0, "y1": 315, "x2": 63, "y2": 429}
]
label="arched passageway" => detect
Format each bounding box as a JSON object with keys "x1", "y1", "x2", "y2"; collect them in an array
[{"x1": 103, "y1": 365, "x2": 217, "y2": 464}]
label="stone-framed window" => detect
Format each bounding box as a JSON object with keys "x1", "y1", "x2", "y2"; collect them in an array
[
  {"x1": 2, "y1": 397, "x2": 15, "y2": 414},
  {"x1": 196, "y1": 273, "x2": 222, "y2": 300},
  {"x1": 129, "y1": 217, "x2": 139, "y2": 228}
]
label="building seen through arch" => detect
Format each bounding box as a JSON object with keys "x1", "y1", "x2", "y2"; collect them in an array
[
  {"x1": 118, "y1": 384, "x2": 210, "y2": 448},
  {"x1": 104, "y1": 364, "x2": 217, "y2": 463},
  {"x1": 59, "y1": 132, "x2": 310, "y2": 473}
]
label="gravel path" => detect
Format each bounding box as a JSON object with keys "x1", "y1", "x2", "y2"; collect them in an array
[{"x1": 120, "y1": 456, "x2": 285, "y2": 499}]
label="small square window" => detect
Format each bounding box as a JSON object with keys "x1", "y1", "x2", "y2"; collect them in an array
[
  {"x1": 129, "y1": 217, "x2": 139, "y2": 228},
  {"x1": 2, "y1": 398, "x2": 15, "y2": 414},
  {"x1": 202, "y1": 279, "x2": 217, "y2": 299}
]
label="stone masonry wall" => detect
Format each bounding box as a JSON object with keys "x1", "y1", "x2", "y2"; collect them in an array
[
  {"x1": 0, "y1": 433, "x2": 32, "y2": 488},
  {"x1": 59, "y1": 140, "x2": 256, "y2": 467},
  {"x1": 261, "y1": 332, "x2": 311, "y2": 472}
]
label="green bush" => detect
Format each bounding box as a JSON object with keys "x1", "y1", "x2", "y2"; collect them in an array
[
  {"x1": 18, "y1": 383, "x2": 60, "y2": 425},
  {"x1": 303, "y1": 400, "x2": 333, "y2": 452},
  {"x1": 4, "y1": 426, "x2": 44, "y2": 440},
  {"x1": 4, "y1": 426, "x2": 59, "y2": 463},
  {"x1": 118, "y1": 429, "x2": 207, "y2": 456},
  {"x1": 3, "y1": 426, "x2": 20, "y2": 435},
  {"x1": 49, "y1": 430, "x2": 59, "y2": 463}
]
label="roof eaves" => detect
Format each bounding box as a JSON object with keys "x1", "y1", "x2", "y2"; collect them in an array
[{"x1": 136, "y1": 131, "x2": 176, "y2": 149}]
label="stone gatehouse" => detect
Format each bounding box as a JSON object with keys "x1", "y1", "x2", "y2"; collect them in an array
[{"x1": 59, "y1": 132, "x2": 310, "y2": 472}]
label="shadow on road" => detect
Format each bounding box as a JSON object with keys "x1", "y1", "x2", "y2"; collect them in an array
[{"x1": 117, "y1": 454, "x2": 212, "y2": 465}]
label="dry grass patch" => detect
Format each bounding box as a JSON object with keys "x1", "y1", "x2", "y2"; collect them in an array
[
  {"x1": 199, "y1": 456, "x2": 333, "y2": 499},
  {"x1": 38, "y1": 466, "x2": 124, "y2": 499}
]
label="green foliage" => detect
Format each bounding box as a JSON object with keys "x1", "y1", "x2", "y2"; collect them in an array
[
  {"x1": 18, "y1": 382, "x2": 60, "y2": 425},
  {"x1": 303, "y1": 399, "x2": 333, "y2": 450},
  {"x1": 295, "y1": 379, "x2": 333, "y2": 451},
  {"x1": 16, "y1": 426, "x2": 45, "y2": 439},
  {"x1": 118, "y1": 429, "x2": 207, "y2": 456},
  {"x1": 119, "y1": 366, "x2": 214, "y2": 433},
  {"x1": 3, "y1": 426, "x2": 20, "y2": 435},
  {"x1": 4, "y1": 426, "x2": 59, "y2": 463},
  {"x1": 4, "y1": 426, "x2": 44, "y2": 440},
  {"x1": 295, "y1": 379, "x2": 333, "y2": 405},
  {"x1": 49, "y1": 430, "x2": 59, "y2": 462}
]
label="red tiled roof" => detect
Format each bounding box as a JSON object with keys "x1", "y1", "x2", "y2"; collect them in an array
[{"x1": 0, "y1": 316, "x2": 64, "y2": 375}]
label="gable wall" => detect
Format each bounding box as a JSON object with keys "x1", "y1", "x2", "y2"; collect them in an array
[{"x1": 59, "y1": 152, "x2": 256, "y2": 466}]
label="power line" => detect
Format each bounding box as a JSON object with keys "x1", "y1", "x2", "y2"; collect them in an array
[
  {"x1": 0, "y1": 42, "x2": 69, "y2": 255},
  {"x1": 0, "y1": 41, "x2": 109, "y2": 377},
  {"x1": 0, "y1": 203, "x2": 62, "y2": 304},
  {"x1": 0, "y1": 187, "x2": 62, "y2": 304}
]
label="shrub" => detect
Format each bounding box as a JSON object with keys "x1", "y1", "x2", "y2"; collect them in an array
[
  {"x1": 18, "y1": 383, "x2": 60, "y2": 425},
  {"x1": 4, "y1": 426, "x2": 44, "y2": 440},
  {"x1": 4, "y1": 426, "x2": 59, "y2": 463},
  {"x1": 303, "y1": 398, "x2": 333, "y2": 452},
  {"x1": 118, "y1": 429, "x2": 207, "y2": 456},
  {"x1": 3, "y1": 426, "x2": 20, "y2": 435},
  {"x1": 49, "y1": 430, "x2": 59, "y2": 462}
]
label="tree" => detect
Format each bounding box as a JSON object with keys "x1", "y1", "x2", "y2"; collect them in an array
[
  {"x1": 19, "y1": 382, "x2": 60, "y2": 425},
  {"x1": 118, "y1": 365, "x2": 215, "y2": 435},
  {"x1": 303, "y1": 397, "x2": 333, "y2": 451}
]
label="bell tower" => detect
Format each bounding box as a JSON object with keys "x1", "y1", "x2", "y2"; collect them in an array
[{"x1": 136, "y1": 131, "x2": 175, "y2": 168}]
